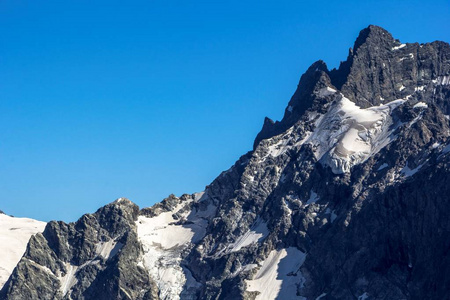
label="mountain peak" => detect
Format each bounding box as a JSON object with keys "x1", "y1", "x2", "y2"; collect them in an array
[
  {"x1": 252, "y1": 59, "x2": 333, "y2": 149},
  {"x1": 254, "y1": 25, "x2": 450, "y2": 149},
  {"x1": 353, "y1": 25, "x2": 394, "y2": 53},
  {"x1": 111, "y1": 197, "x2": 133, "y2": 205}
]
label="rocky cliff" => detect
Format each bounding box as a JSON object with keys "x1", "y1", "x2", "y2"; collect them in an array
[{"x1": 1, "y1": 25, "x2": 449, "y2": 300}]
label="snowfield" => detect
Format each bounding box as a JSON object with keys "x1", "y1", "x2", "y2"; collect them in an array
[
  {"x1": 309, "y1": 95, "x2": 406, "y2": 174},
  {"x1": 246, "y1": 247, "x2": 307, "y2": 300},
  {"x1": 261, "y1": 89, "x2": 407, "y2": 174},
  {"x1": 0, "y1": 213, "x2": 46, "y2": 288},
  {"x1": 136, "y1": 193, "x2": 215, "y2": 300}
]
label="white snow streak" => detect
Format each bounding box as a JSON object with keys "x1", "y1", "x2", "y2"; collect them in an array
[
  {"x1": 392, "y1": 44, "x2": 406, "y2": 50},
  {"x1": 317, "y1": 87, "x2": 337, "y2": 97},
  {"x1": 432, "y1": 75, "x2": 450, "y2": 86},
  {"x1": 316, "y1": 293, "x2": 327, "y2": 300},
  {"x1": 229, "y1": 219, "x2": 269, "y2": 252},
  {"x1": 401, "y1": 162, "x2": 425, "y2": 177},
  {"x1": 358, "y1": 292, "x2": 369, "y2": 300},
  {"x1": 377, "y1": 163, "x2": 389, "y2": 171},
  {"x1": 60, "y1": 263, "x2": 78, "y2": 296},
  {"x1": 442, "y1": 144, "x2": 450, "y2": 154},
  {"x1": 413, "y1": 102, "x2": 428, "y2": 109},
  {"x1": 246, "y1": 247, "x2": 307, "y2": 300}
]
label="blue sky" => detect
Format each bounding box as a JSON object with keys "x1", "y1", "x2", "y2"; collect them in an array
[{"x1": 1, "y1": 0, "x2": 449, "y2": 221}]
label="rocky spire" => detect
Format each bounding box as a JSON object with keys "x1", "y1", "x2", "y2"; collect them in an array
[
  {"x1": 352, "y1": 25, "x2": 395, "y2": 54},
  {"x1": 328, "y1": 25, "x2": 396, "y2": 91},
  {"x1": 333, "y1": 25, "x2": 450, "y2": 108},
  {"x1": 253, "y1": 60, "x2": 334, "y2": 149}
]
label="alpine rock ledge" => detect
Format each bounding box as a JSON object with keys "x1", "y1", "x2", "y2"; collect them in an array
[{"x1": 1, "y1": 25, "x2": 449, "y2": 300}]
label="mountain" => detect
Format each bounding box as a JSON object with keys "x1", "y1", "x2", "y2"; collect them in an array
[{"x1": 1, "y1": 25, "x2": 449, "y2": 299}]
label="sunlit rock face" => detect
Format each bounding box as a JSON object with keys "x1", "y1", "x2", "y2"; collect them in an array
[{"x1": 2, "y1": 25, "x2": 450, "y2": 300}]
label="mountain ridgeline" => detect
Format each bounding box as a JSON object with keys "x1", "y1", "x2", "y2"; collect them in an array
[{"x1": 1, "y1": 25, "x2": 449, "y2": 300}]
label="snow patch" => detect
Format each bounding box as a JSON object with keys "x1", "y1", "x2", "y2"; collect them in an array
[
  {"x1": 114, "y1": 197, "x2": 126, "y2": 203},
  {"x1": 268, "y1": 138, "x2": 291, "y2": 157},
  {"x1": 182, "y1": 266, "x2": 202, "y2": 291},
  {"x1": 0, "y1": 214, "x2": 46, "y2": 288},
  {"x1": 401, "y1": 162, "x2": 425, "y2": 177},
  {"x1": 324, "y1": 208, "x2": 338, "y2": 223},
  {"x1": 399, "y1": 55, "x2": 412, "y2": 62},
  {"x1": 432, "y1": 142, "x2": 440, "y2": 149},
  {"x1": 264, "y1": 129, "x2": 311, "y2": 160},
  {"x1": 246, "y1": 247, "x2": 307, "y2": 300},
  {"x1": 230, "y1": 219, "x2": 269, "y2": 252},
  {"x1": 432, "y1": 75, "x2": 450, "y2": 85},
  {"x1": 96, "y1": 239, "x2": 123, "y2": 260},
  {"x1": 392, "y1": 44, "x2": 406, "y2": 50},
  {"x1": 408, "y1": 110, "x2": 425, "y2": 127},
  {"x1": 377, "y1": 163, "x2": 388, "y2": 171},
  {"x1": 330, "y1": 211, "x2": 338, "y2": 223},
  {"x1": 358, "y1": 292, "x2": 369, "y2": 300},
  {"x1": 441, "y1": 144, "x2": 450, "y2": 154},
  {"x1": 306, "y1": 191, "x2": 319, "y2": 205},
  {"x1": 414, "y1": 86, "x2": 425, "y2": 92},
  {"x1": 316, "y1": 293, "x2": 327, "y2": 300},
  {"x1": 193, "y1": 192, "x2": 205, "y2": 201},
  {"x1": 413, "y1": 102, "x2": 428, "y2": 109},
  {"x1": 59, "y1": 263, "x2": 78, "y2": 296},
  {"x1": 317, "y1": 87, "x2": 337, "y2": 97},
  {"x1": 442, "y1": 76, "x2": 450, "y2": 85}
]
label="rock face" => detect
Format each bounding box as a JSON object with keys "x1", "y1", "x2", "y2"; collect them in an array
[{"x1": 1, "y1": 25, "x2": 450, "y2": 299}]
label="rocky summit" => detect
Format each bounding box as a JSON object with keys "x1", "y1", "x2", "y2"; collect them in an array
[{"x1": 1, "y1": 25, "x2": 449, "y2": 300}]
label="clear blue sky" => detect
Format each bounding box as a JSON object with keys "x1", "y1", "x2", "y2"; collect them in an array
[{"x1": 1, "y1": 0, "x2": 449, "y2": 222}]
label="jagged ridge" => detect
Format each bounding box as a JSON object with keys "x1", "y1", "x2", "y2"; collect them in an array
[{"x1": 1, "y1": 25, "x2": 450, "y2": 300}]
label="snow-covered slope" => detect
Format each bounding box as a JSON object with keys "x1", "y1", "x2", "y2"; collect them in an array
[
  {"x1": 246, "y1": 247, "x2": 306, "y2": 300},
  {"x1": 308, "y1": 93, "x2": 406, "y2": 174},
  {"x1": 136, "y1": 192, "x2": 216, "y2": 300},
  {"x1": 0, "y1": 213, "x2": 46, "y2": 288},
  {"x1": 260, "y1": 90, "x2": 407, "y2": 174}
]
